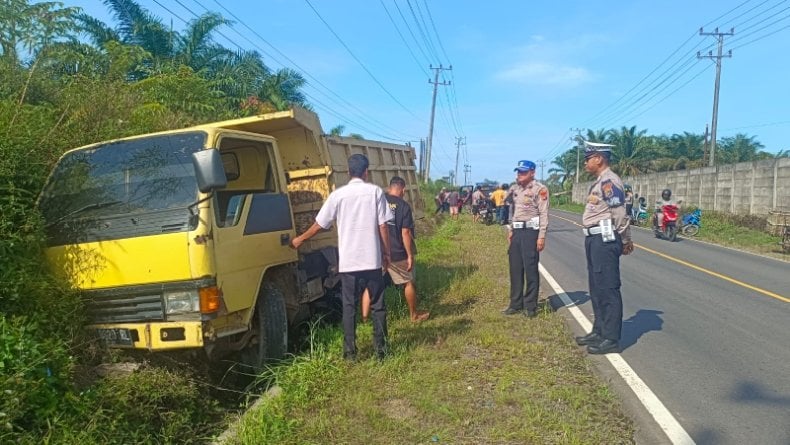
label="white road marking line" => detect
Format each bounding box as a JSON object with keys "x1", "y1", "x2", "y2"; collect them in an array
[{"x1": 539, "y1": 263, "x2": 696, "y2": 445}]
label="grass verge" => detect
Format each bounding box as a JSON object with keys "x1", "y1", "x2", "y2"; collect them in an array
[{"x1": 224, "y1": 217, "x2": 634, "y2": 444}]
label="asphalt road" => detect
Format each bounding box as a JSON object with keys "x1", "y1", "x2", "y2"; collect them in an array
[{"x1": 541, "y1": 209, "x2": 790, "y2": 445}]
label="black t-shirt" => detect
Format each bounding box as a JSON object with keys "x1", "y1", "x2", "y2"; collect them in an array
[{"x1": 386, "y1": 194, "x2": 416, "y2": 262}]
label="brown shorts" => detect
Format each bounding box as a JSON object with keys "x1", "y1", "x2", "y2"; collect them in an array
[{"x1": 387, "y1": 259, "x2": 414, "y2": 285}]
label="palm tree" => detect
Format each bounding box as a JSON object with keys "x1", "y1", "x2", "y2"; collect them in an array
[
  {"x1": 329, "y1": 125, "x2": 345, "y2": 136},
  {"x1": 258, "y1": 67, "x2": 308, "y2": 111},
  {"x1": 607, "y1": 125, "x2": 648, "y2": 177},
  {"x1": 717, "y1": 133, "x2": 767, "y2": 164}
]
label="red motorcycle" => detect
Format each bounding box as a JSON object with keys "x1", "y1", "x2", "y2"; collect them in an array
[{"x1": 654, "y1": 204, "x2": 679, "y2": 242}]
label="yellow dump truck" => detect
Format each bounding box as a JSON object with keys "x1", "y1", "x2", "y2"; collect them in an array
[{"x1": 39, "y1": 107, "x2": 422, "y2": 370}]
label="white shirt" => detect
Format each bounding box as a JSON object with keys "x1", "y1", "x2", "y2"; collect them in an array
[{"x1": 315, "y1": 178, "x2": 393, "y2": 272}]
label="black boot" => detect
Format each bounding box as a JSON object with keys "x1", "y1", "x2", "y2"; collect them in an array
[{"x1": 575, "y1": 332, "x2": 602, "y2": 346}]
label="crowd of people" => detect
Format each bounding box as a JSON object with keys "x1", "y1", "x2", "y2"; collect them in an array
[{"x1": 293, "y1": 146, "x2": 634, "y2": 361}]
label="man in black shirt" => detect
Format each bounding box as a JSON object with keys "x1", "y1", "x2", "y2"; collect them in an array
[{"x1": 363, "y1": 176, "x2": 430, "y2": 322}]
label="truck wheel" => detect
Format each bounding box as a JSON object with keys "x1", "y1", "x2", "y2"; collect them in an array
[{"x1": 240, "y1": 283, "x2": 288, "y2": 373}]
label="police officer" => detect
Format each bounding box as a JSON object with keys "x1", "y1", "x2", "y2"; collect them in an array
[
  {"x1": 575, "y1": 142, "x2": 634, "y2": 354},
  {"x1": 502, "y1": 160, "x2": 549, "y2": 318}
]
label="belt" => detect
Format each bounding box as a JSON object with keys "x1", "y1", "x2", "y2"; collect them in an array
[
  {"x1": 582, "y1": 226, "x2": 603, "y2": 236},
  {"x1": 511, "y1": 221, "x2": 539, "y2": 230}
]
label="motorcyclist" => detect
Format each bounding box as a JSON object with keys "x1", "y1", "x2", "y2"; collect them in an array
[{"x1": 653, "y1": 188, "x2": 682, "y2": 231}]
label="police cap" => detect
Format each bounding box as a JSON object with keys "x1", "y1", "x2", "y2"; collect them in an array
[
  {"x1": 583, "y1": 141, "x2": 615, "y2": 160},
  {"x1": 514, "y1": 160, "x2": 536, "y2": 172}
]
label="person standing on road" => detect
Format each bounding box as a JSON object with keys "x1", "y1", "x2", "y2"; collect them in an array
[
  {"x1": 361, "y1": 176, "x2": 430, "y2": 323},
  {"x1": 291, "y1": 154, "x2": 392, "y2": 361},
  {"x1": 575, "y1": 142, "x2": 634, "y2": 354},
  {"x1": 502, "y1": 160, "x2": 549, "y2": 318},
  {"x1": 447, "y1": 189, "x2": 460, "y2": 219}
]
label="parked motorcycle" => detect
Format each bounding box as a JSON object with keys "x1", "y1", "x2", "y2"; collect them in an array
[
  {"x1": 631, "y1": 200, "x2": 649, "y2": 226},
  {"x1": 653, "y1": 204, "x2": 679, "y2": 241},
  {"x1": 680, "y1": 208, "x2": 701, "y2": 236},
  {"x1": 478, "y1": 200, "x2": 495, "y2": 225}
]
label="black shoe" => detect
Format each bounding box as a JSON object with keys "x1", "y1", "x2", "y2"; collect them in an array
[
  {"x1": 524, "y1": 310, "x2": 538, "y2": 318},
  {"x1": 587, "y1": 339, "x2": 620, "y2": 354},
  {"x1": 343, "y1": 351, "x2": 357, "y2": 362},
  {"x1": 575, "y1": 332, "x2": 602, "y2": 346},
  {"x1": 375, "y1": 349, "x2": 389, "y2": 362},
  {"x1": 501, "y1": 308, "x2": 522, "y2": 315}
]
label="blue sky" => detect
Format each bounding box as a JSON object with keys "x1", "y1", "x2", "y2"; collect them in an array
[{"x1": 66, "y1": 0, "x2": 790, "y2": 183}]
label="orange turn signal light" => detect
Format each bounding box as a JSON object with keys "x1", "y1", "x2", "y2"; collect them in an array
[{"x1": 199, "y1": 286, "x2": 221, "y2": 314}]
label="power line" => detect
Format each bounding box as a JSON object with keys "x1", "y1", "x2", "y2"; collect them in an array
[
  {"x1": 420, "y1": 0, "x2": 451, "y2": 63},
  {"x1": 203, "y1": 0, "x2": 421, "y2": 139},
  {"x1": 378, "y1": 0, "x2": 428, "y2": 76},
  {"x1": 303, "y1": 0, "x2": 423, "y2": 122},
  {"x1": 167, "y1": 0, "x2": 415, "y2": 141},
  {"x1": 406, "y1": 0, "x2": 441, "y2": 62},
  {"x1": 391, "y1": 0, "x2": 433, "y2": 66}
]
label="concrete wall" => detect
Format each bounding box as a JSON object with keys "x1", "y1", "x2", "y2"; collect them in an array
[{"x1": 572, "y1": 157, "x2": 790, "y2": 215}]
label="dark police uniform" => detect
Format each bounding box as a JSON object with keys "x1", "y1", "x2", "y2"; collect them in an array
[
  {"x1": 581, "y1": 145, "x2": 631, "y2": 352},
  {"x1": 505, "y1": 161, "x2": 549, "y2": 316}
]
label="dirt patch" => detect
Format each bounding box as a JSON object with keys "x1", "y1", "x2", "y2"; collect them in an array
[{"x1": 382, "y1": 398, "x2": 418, "y2": 421}]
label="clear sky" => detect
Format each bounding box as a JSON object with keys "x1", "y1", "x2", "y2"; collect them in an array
[{"x1": 66, "y1": 0, "x2": 790, "y2": 184}]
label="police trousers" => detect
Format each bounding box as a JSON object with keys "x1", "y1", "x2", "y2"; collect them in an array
[
  {"x1": 339, "y1": 270, "x2": 387, "y2": 355},
  {"x1": 585, "y1": 233, "x2": 623, "y2": 341},
  {"x1": 508, "y1": 228, "x2": 540, "y2": 312}
]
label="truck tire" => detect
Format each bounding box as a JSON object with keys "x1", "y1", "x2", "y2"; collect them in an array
[{"x1": 240, "y1": 283, "x2": 288, "y2": 373}]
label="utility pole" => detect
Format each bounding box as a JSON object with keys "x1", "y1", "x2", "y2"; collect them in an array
[
  {"x1": 698, "y1": 27, "x2": 733, "y2": 167},
  {"x1": 538, "y1": 160, "x2": 546, "y2": 182},
  {"x1": 463, "y1": 163, "x2": 471, "y2": 185},
  {"x1": 425, "y1": 64, "x2": 452, "y2": 183},
  {"x1": 570, "y1": 128, "x2": 584, "y2": 183},
  {"x1": 454, "y1": 136, "x2": 466, "y2": 186},
  {"x1": 702, "y1": 124, "x2": 709, "y2": 166}
]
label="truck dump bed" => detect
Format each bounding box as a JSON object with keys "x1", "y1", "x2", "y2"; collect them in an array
[{"x1": 212, "y1": 107, "x2": 422, "y2": 251}]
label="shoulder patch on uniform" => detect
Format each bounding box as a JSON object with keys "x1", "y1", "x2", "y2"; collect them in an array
[
  {"x1": 601, "y1": 179, "x2": 624, "y2": 207},
  {"x1": 539, "y1": 188, "x2": 548, "y2": 200}
]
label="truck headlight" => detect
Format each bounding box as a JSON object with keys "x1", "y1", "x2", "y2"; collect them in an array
[{"x1": 164, "y1": 290, "x2": 200, "y2": 315}]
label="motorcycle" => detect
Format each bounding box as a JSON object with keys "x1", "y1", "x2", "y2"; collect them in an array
[
  {"x1": 631, "y1": 200, "x2": 649, "y2": 226},
  {"x1": 654, "y1": 204, "x2": 679, "y2": 241},
  {"x1": 680, "y1": 208, "x2": 701, "y2": 236},
  {"x1": 478, "y1": 200, "x2": 495, "y2": 225}
]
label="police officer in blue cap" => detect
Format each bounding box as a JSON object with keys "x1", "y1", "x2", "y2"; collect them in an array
[
  {"x1": 575, "y1": 142, "x2": 634, "y2": 354},
  {"x1": 502, "y1": 160, "x2": 549, "y2": 318}
]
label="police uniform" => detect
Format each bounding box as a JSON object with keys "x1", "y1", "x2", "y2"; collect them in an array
[
  {"x1": 578, "y1": 143, "x2": 631, "y2": 353},
  {"x1": 504, "y1": 160, "x2": 549, "y2": 316}
]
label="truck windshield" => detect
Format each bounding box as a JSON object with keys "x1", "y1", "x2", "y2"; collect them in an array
[{"x1": 39, "y1": 132, "x2": 206, "y2": 225}]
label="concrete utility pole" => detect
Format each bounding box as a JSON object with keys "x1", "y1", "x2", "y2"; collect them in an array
[
  {"x1": 698, "y1": 27, "x2": 733, "y2": 167},
  {"x1": 570, "y1": 128, "x2": 584, "y2": 183},
  {"x1": 538, "y1": 160, "x2": 546, "y2": 182},
  {"x1": 425, "y1": 64, "x2": 452, "y2": 183},
  {"x1": 702, "y1": 124, "x2": 709, "y2": 166},
  {"x1": 463, "y1": 163, "x2": 471, "y2": 185},
  {"x1": 454, "y1": 136, "x2": 466, "y2": 186}
]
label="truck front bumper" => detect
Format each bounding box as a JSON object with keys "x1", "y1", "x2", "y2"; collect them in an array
[{"x1": 91, "y1": 321, "x2": 204, "y2": 350}]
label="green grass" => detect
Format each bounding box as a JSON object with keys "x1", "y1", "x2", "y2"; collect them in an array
[{"x1": 224, "y1": 217, "x2": 634, "y2": 444}]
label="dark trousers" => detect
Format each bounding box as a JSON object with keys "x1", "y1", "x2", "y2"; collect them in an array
[
  {"x1": 585, "y1": 233, "x2": 623, "y2": 341},
  {"x1": 339, "y1": 270, "x2": 387, "y2": 354},
  {"x1": 508, "y1": 228, "x2": 540, "y2": 312}
]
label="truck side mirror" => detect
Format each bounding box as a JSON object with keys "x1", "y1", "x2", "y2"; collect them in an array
[{"x1": 192, "y1": 149, "x2": 227, "y2": 193}]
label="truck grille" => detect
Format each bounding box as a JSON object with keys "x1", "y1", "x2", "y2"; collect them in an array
[{"x1": 88, "y1": 292, "x2": 165, "y2": 323}]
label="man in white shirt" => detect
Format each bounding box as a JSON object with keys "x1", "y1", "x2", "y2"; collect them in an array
[{"x1": 291, "y1": 154, "x2": 393, "y2": 361}]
